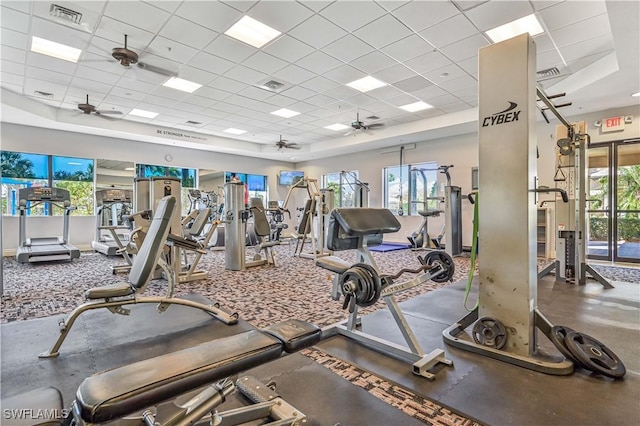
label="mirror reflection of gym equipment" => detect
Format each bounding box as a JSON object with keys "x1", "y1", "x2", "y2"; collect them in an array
[
  {"x1": 91, "y1": 189, "x2": 133, "y2": 257},
  {"x1": 16, "y1": 187, "x2": 80, "y2": 263}
]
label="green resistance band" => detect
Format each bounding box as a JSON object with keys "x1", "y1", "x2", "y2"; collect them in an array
[{"x1": 464, "y1": 192, "x2": 479, "y2": 312}]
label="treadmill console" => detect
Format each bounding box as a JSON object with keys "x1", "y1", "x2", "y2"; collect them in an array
[
  {"x1": 19, "y1": 187, "x2": 70, "y2": 202},
  {"x1": 97, "y1": 189, "x2": 133, "y2": 203}
]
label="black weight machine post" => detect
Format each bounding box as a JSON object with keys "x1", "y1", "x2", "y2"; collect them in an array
[{"x1": 340, "y1": 170, "x2": 370, "y2": 207}]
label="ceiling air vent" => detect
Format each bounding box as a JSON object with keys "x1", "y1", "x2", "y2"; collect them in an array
[
  {"x1": 536, "y1": 66, "x2": 571, "y2": 82},
  {"x1": 34, "y1": 90, "x2": 54, "y2": 98},
  {"x1": 255, "y1": 78, "x2": 287, "y2": 93},
  {"x1": 366, "y1": 115, "x2": 380, "y2": 120},
  {"x1": 49, "y1": 4, "x2": 83, "y2": 25},
  {"x1": 186, "y1": 120, "x2": 202, "y2": 125}
]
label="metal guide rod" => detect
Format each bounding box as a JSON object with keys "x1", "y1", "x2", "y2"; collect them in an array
[{"x1": 536, "y1": 87, "x2": 573, "y2": 132}]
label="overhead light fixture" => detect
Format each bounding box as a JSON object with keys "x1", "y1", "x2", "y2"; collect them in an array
[
  {"x1": 224, "y1": 128, "x2": 247, "y2": 135},
  {"x1": 124, "y1": 167, "x2": 135, "y2": 171},
  {"x1": 632, "y1": 92, "x2": 640, "y2": 97},
  {"x1": 346, "y1": 76, "x2": 387, "y2": 93},
  {"x1": 399, "y1": 101, "x2": 433, "y2": 112},
  {"x1": 224, "y1": 15, "x2": 281, "y2": 48},
  {"x1": 162, "y1": 77, "x2": 202, "y2": 93},
  {"x1": 271, "y1": 108, "x2": 300, "y2": 118},
  {"x1": 30, "y1": 36, "x2": 82, "y2": 63},
  {"x1": 325, "y1": 123, "x2": 349, "y2": 131},
  {"x1": 486, "y1": 14, "x2": 544, "y2": 43},
  {"x1": 129, "y1": 108, "x2": 159, "y2": 119},
  {"x1": 67, "y1": 162, "x2": 82, "y2": 166}
]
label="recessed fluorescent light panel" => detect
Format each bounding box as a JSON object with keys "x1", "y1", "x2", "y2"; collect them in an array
[
  {"x1": 632, "y1": 92, "x2": 640, "y2": 97},
  {"x1": 224, "y1": 128, "x2": 247, "y2": 135},
  {"x1": 325, "y1": 123, "x2": 349, "y2": 131},
  {"x1": 486, "y1": 14, "x2": 544, "y2": 43},
  {"x1": 162, "y1": 77, "x2": 202, "y2": 93},
  {"x1": 270, "y1": 108, "x2": 300, "y2": 118},
  {"x1": 129, "y1": 109, "x2": 159, "y2": 119},
  {"x1": 399, "y1": 101, "x2": 433, "y2": 112},
  {"x1": 225, "y1": 15, "x2": 281, "y2": 48},
  {"x1": 346, "y1": 76, "x2": 387, "y2": 92},
  {"x1": 31, "y1": 36, "x2": 82, "y2": 63}
]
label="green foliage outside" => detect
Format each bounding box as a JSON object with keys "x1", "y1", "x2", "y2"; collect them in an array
[{"x1": 1, "y1": 151, "x2": 36, "y2": 178}]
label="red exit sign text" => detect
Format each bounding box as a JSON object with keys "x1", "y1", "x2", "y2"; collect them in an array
[{"x1": 602, "y1": 116, "x2": 624, "y2": 132}]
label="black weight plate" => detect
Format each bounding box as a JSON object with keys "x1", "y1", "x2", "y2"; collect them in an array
[
  {"x1": 423, "y1": 251, "x2": 455, "y2": 283},
  {"x1": 549, "y1": 326, "x2": 584, "y2": 368},
  {"x1": 565, "y1": 331, "x2": 626, "y2": 379},
  {"x1": 472, "y1": 317, "x2": 507, "y2": 349}
]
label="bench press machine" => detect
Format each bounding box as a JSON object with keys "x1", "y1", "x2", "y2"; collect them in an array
[
  {"x1": 39, "y1": 196, "x2": 237, "y2": 359},
  {"x1": 316, "y1": 208, "x2": 455, "y2": 380},
  {"x1": 3, "y1": 319, "x2": 322, "y2": 426}
]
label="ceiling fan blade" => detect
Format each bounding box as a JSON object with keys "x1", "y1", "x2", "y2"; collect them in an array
[
  {"x1": 344, "y1": 130, "x2": 354, "y2": 136},
  {"x1": 96, "y1": 110, "x2": 123, "y2": 115},
  {"x1": 286, "y1": 144, "x2": 301, "y2": 150},
  {"x1": 137, "y1": 62, "x2": 178, "y2": 77},
  {"x1": 366, "y1": 123, "x2": 385, "y2": 129}
]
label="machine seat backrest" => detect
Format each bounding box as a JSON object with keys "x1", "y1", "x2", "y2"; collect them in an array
[
  {"x1": 128, "y1": 196, "x2": 175, "y2": 289},
  {"x1": 296, "y1": 199, "x2": 315, "y2": 235},
  {"x1": 249, "y1": 198, "x2": 271, "y2": 237},
  {"x1": 187, "y1": 208, "x2": 211, "y2": 237},
  {"x1": 327, "y1": 208, "x2": 400, "y2": 251}
]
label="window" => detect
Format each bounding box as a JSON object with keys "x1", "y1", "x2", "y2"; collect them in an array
[
  {"x1": 384, "y1": 161, "x2": 438, "y2": 215},
  {"x1": 136, "y1": 164, "x2": 197, "y2": 215},
  {"x1": 322, "y1": 171, "x2": 361, "y2": 207},
  {"x1": 1, "y1": 151, "x2": 94, "y2": 216}
]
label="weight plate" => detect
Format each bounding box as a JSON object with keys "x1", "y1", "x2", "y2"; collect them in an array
[
  {"x1": 565, "y1": 331, "x2": 626, "y2": 379},
  {"x1": 472, "y1": 317, "x2": 507, "y2": 349},
  {"x1": 549, "y1": 326, "x2": 584, "y2": 368},
  {"x1": 423, "y1": 251, "x2": 455, "y2": 283}
]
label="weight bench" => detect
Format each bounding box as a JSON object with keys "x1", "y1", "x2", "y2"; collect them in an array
[
  {"x1": 39, "y1": 196, "x2": 237, "y2": 359},
  {"x1": 4, "y1": 319, "x2": 321, "y2": 426},
  {"x1": 317, "y1": 208, "x2": 453, "y2": 380}
]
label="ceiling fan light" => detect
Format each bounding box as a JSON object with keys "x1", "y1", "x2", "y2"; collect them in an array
[
  {"x1": 632, "y1": 92, "x2": 640, "y2": 97},
  {"x1": 31, "y1": 36, "x2": 81, "y2": 63},
  {"x1": 271, "y1": 108, "x2": 300, "y2": 118},
  {"x1": 163, "y1": 77, "x2": 202, "y2": 93},
  {"x1": 325, "y1": 123, "x2": 349, "y2": 131},
  {"x1": 129, "y1": 108, "x2": 158, "y2": 119},
  {"x1": 399, "y1": 101, "x2": 433, "y2": 112},
  {"x1": 224, "y1": 128, "x2": 247, "y2": 135},
  {"x1": 225, "y1": 15, "x2": 281, "y2": 48},
  {"x1": 346, "y1": 76, "x2": 387, "y2": 92},
  {"x1": 485, "y1": 14, "x2": 544, "y2": 43}
]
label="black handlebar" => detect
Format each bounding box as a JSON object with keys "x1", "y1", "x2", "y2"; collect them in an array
[{"x1": 532, "y1": 188, "x2": 568, "y2": 203}]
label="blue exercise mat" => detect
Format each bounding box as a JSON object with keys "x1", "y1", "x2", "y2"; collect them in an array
[{"x1": 369, "y1": 243, "x2": 411, "y2": 252}]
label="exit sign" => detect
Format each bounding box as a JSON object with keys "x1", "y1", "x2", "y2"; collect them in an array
[{"x1": 602, "y1": 116, "x2": 624, "y2": 132}]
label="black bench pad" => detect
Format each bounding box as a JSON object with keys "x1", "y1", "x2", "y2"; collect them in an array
[
  {"x1": 332, "y1": 208, "x2": 400, "y2": 236},
  {"x1": 262, "y1": 318, "x2": 322, "y2": 353},
  {"x1": 316, "y1": 256, "x2": 351, "y2": 275}
]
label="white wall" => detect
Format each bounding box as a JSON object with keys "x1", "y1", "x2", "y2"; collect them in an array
[{"x1": 298, "y1": 104, "x2": 640, "y2": 246}]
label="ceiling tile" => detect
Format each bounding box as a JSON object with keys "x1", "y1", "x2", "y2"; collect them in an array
[
  {"x1": 263, "y1": 35, "x2": 315, "y2": 63},
  {"x1": 142, "y1": 1, "x2": 182, "y2": 13},
  {"x1": 440, "y1": 101, "x2": 473, "y2": 113},
  {"x1": 343, "y1": 93, "x2": 378, "y2": 107},
  {"x1": 296, "y1": 0, "x2": 332, "y2": 12},
  {"x1": 353, "y1": 14, "x2": 413, "y2": 49},
  {"x1": 424, "y1": 93, "x2": 462, "y2": 107},
  {"x1": 31, "y1": 17, "x2": 91, "y2": 50},
  {"x1": 349, "y1": 51, "x2": 398, "y2": 75},
  {"x1": 221, "y1": 1, "x2": 259, "y2": 12},
  {"x1": 1, "y1": 75, "x2": 22, "y2": 91},
  {"x1": 94, "y1": 16, "x2": 155, "y2": 49},
  {"x1": 1, "y1": 28, "x2": 28, "y2": 49},
  {"x1": 224, "y1": 64, "x2": 267, "y2": 85},
  {"x1": 109, "y1": 86, "x2": 148, "y2": 101},
  {"x1": 303, "y1": 93, "x2": 338, "y2": 107},
  {"x1": 204, "y1": 35, "x2": 257, "y2": 64},
  {"x1": 419, "y1": 14, "x2": 478, "y2": 48},
  {"x1": 27, "y1": 52, "x2": 78, "y2": 75},
  {"x1": 560, "y1": 34, "x2": 615, "y2": 63},
  {"x1": 457, "y1": 56, "x2": 478, "y2": 75},
  {"x1": 533, "y1": 33, "x2": 557, "y2": 54},
  {"x1": 440, "y1": 34, "x2": 489, "y2": 62},
  {"x1": 288, "y1": 15, "x2": 348, "y2": 49},
  {"x1": 405, "y1": 50, "x2": 452, "y2": 74},
  {"x1": 381, "y1": 34, "x2": 435, "y2": 62},
  {"x1": 99, "y1": 95, "x2": 139, "y2": 109},
  {"x1": 377, "y1": 1, "x2": 411, "y2": 12},
  {"x1": 116, "y1": 77, "x2": 158, "y2": 95},
  {"x1": 273, "y1": 64, "x2": 315, "y2": 85},
  {"x1": 103, "y1": 1, "x2": 171, "y2": 34},
  {"x1": 550, "y1": 14, "x2": 611, "y2": 48},
  {"x1": 539, "y1": 1, "x2": 607, "y2": 31},
  {"x1": 392, "y1": 1, "x2": 459, "y2": 32},
  {"x1": 1, "y1": 45, "x2": 26, "y2": 64},
  {"x1": 367, "y1": 84, "x2": 406, "y2": 100},
  {"x1": 147, "y1": 36, "x2": 198, "y2": 63},
  {"x1": 1, "y1": 1, "x2": 31, "y2": 13},
  {"x1": 323, "y1": 85, "x2": 360, "y2": 101},
  {"x1": 176, "y1": 3, "x2": 241, "y2": 34},
  {"x1": 464, "y1": 0, "x2": 534, "y2": 31},
  {"x1": 422, "y1": 63, "x2": 468, "y2": 83},
  {"x1": 264, "y1": 94, "x2": 297, "y2": 108},
  {"x1": 242, "y1": 51, "x2": 289, "y2": 75},
  {"x1": 410, "y1": 84, "x2": 449, "y2": 101},
  {"x1": 2, "y1": 59, "x2": 24, "y2": 76},
  {"x1": 211, "y1": 101, "x2": 244, "y2": 114},
  {"x1": 182, "y1": 95, "x2": 216, "y2": 109},
  {"x1": 438, "y1": 75, "x2": 477, "y2": 92},
  {"x1": 237, "y1": 86, "x2": 275, "y2": 101},
  {"x1": 23, "y1": 78, "x2": 72, "y2": 101},
  {"x1": 208, "y1": 76, "x2": 246, "y2": 93},
  {"x1": 74, "y1": 65, "x2": 122, "y2": 85},
  {"x1": 385, "y1": 93, "x2": 420, "y2": 107},
  {"x1": 323, "y1": 64, "x2": 367, "y2": 85},
  {"x1": 280, "y1": 85, "x2": 316, "y2": 101},
  {"x1": 319, "y1": 1, "x2": 387, "y2": 32},
  {"x1": 160, "y1": 15, "x2": 218, "y2": 50},
  {"x1": 2, "y1": 83, "x2": 24, "y2": 93},
  {"x1": 323, "y1": 35, "x2": 375, "y2": 63},
  {"x1": 1, "y1": 6, "x2": 29, "y2": 33},
  {"x1": 372, "y1": 64, "x2": 417, "y2": 84},
  {"x1": 189, "y1": 51, "x2": 235, "y2": 75},
  {"x1": 224, "y1": 95, "x2": 259, "y2": 108},
  {"x1": 178, "y1": 66, "x2": 217, "y2": 86},
  {"x1": 151, "y1": 86, "x2": 190, "y2": 102},
  {"x1": 287, "y1": 101, "x2": 317, "y2": 114},
  {"x1": 296, "y1": 51, "x2": 343, "y2": 74},
  {"x1": 248, "y1": 1, "x2": 314, "y2": 32},
  {"x1": 80, "y1": 51, "x2": 126, "y2": 75},
  {"x1": 300, "y1": 75, "x2": 340, "y2": 92},
  {"x1": 537, "y1": 50, "x2": 564, "y2": 70},
  {"x1": 393, "y1": 76, "x2": 434, "y2": 93}
]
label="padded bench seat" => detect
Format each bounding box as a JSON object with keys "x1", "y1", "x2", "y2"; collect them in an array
[
  {"x1": 75, "y1": 319, "x2": 321, "y2": 423},
  {"x1": 316, "y1": 256, "x2": 351, "y2": 274},
  {"x1": 1, "y1": 387, "x2": 64, "y2": 426}
]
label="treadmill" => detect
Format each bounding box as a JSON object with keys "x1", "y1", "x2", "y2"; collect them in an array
[
  {"x1": 16, "y1": 187, "x2": 81, "y2": 263},
  {"x1": 91, "y1": 189, "x2": 133, "y2": 256}
]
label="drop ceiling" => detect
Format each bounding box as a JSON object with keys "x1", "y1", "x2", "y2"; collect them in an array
[{"x1": 1, "y1": 0, "x2": 638, "y2": 162}]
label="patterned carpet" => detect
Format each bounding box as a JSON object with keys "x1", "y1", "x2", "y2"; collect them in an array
[{"x1": 2, "y1": 245, "x2": 639, "y2": 425}]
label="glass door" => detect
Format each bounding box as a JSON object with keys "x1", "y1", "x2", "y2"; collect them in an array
[
  {"x1": 586, "y1": 145, "x2": 611, "y2": 260},
  {"x1": 614, "y1": 141, "x2": 640, "y2": 263}
]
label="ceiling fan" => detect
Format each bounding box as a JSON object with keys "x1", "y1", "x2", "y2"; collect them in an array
[
  {"x1": 108, "y1": 34, "x2": 177, "y2": 77},
  {"x1": 345, "y1": 112, "x2": 385, "y2": 135},
  {"x1": 77, "y1": 95, "x2": 122, "y2": 117},
  {"x1": 274, "y1": 135, "x2": 300, "y2": 150}
]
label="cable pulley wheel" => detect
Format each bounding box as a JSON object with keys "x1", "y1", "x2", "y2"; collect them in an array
[
  {"x1": 549, "y1": 326, "x2": 584, "y2": 368},
  {"x1": 472, "y1": 317, "x2": 508, "y2": 349},
  {"x1": 564, "y1": 331, "x2": 626, "y2": 379},
  {"x1": 420, "y1": 251, "x2": 455, "y2": 283},
  {"x1": 339, "y1": 263, "x2": 381, "y2": 312}
]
